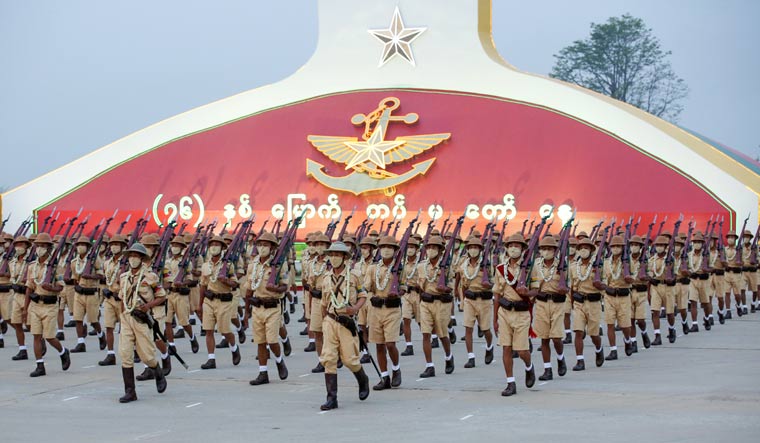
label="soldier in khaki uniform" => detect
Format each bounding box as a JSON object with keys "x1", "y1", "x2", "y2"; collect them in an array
[
  {"x1": 709, "y1": 233, "x2": 728, "y2": 323},
  {"x1": 354, "y1": 236, "x2": 376, "y2": 364},
  {"x1": 525, "y1": 236, "x2": 568, "y2": 381},
  {"x1": 98, "y1": 235, "x2": 128, "y2": 366},
  {"x1": 364, "y1": 235, "x2": 403, "y2": 390},
  {"x1": 569, "y1": 238, "x2": 605, "y2": 370},
  {"x1": 319, "y1": 241, "x2": 370, "y2": 411},
  {"x1": 163, "y1": 237, "x2": 200, "y2": 354},
  {"x1": 686, "y1": 232, "x2": 713, "y2": 332},
  {"x1": 628, "y1": 235, "x2": 651, "y2": 351},
  {"x1": 416, "y1": 235, "x2": 455, "y2": 378},
  {"x1": 70, "y1": 236, "x2": 106, "y2": 353},
  {"x1": 214, "y1": 234, "x2": 246, "y2": 349},
  {"x1": 739, "y1": 230, "x2": 754, "y2": 316},
  {"x1": 307, "y1": 233, "x2": 331, "y2": 372},
  {"x1": 723, "y1": 231, "x2": 744, "y2": 318},
  {"x1": 597, "y1": 236, "x2": 634, "y2": 359},
  {"x1": 199, "y1": 235, "x2": 241, "y2": 369},
  {"x1": 562, "y1": 237, "x2": 578, "y2": 344},
  {"x1": 3, "y1": 236, "x2": 31, "y2": 359},
  {"x1": 245, "y1": 232, "x2": 289, "y2": 385},
  {"x1": 116, "y1": 243, "x2": 167, "y2": 403},
  {"x1": 58, "y1": 238, "x2": 77, "y2": 329},
  {"x1": 457, "y1": 237, "x2": 495, "y2": 368},
  {"x1": 400, "y1": 237, "x2": 421, "y2": 356},
  {"x1": 647, "y1": 236, "x2": 677, "y2": 345},
  {"x1": 493, "y1": 234, "x2": 536, "y2": 396},
  {"x1": 0, "y1": 233, "x2": 19, "y2": 348},
  {"x1": 673, "y1": 236, "x2": 693, "y2": 335},
  {"x1": 22, "y1": 233, "x2": 71, "y2": 377}
]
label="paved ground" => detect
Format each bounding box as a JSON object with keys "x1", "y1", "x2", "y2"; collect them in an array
[{"x1": 1, "y1": 297, "x2": 758, "y2": 442}]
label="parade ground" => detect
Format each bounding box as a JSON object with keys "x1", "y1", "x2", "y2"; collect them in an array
[{"x1": 1, "y1": 299, "x2": 758, "y2": 442}]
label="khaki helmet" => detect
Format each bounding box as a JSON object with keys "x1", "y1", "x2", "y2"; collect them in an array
[
  {"x1": 377, "y1": 235, "x2": 399, "y2": 249},
  {"x1": 359, "y1": 236, "x2": 377, "y2": 247},
  {"x1": 75, "y1": 235, "x2": 91, "y2": 246},
  {"x1": 654, "y1": 235, "x2": 669, "y2": 245},
  {"x1": 141, "y1": 235, "x2": 160, "y2": 246},
  {"x1": 341, "y1": 235, "x2": 357, "y2": 247},
  {"x1": 407, "y1": 237, "x2": 420, "y2": 247},
  {"x1": 170, "y1": 236, "x2": 187, "y2": 247},
  {"x1": 326, "y1": 241, "x2": 351, "y2": 255},
  {"x1": 126, "y1": 242, "x2": 149, "y2": 257},
  {"x1": 34, "y1": 232, "x2": 54, "y2": 245},
  {"x1": 465, "y1": 237, "x2": 483, "y2": 248},
  {"x1": 578, "y1": 238, "x2": 595, "y2": 249},
  {"x1": 13, "y1": 236, "x2": 32, "y2": 246},
  {"x1": 256, "y1": 231, "x2": 279, "y2": 247},
  {"x1": 576, "y1": 230, "x2": 589, "y2": 239},
  {"x1": 109, "y1": 234, "x2": 128, "y2": 245},
  {"x1": 505, "y1": 234, "x2": 527, "y2": 248},
  {"x1": 311, "y1": 233, "x2": 331, "y2": 245},
  {"x1": 426, "y1": 235, "x2": 445, "y2": 248},
  {"x1": 568, "y1": 237, "x2": 578, "y2": 246},
  {"x1": 692, "y1": 231, "x2": 705, "y2": 242},
  {"x1": 538, "y1": 236, "x2": 558, "y2": 249},
  {"x1": 629, "y1": 235, "x2": 644, "y2": 245},
  {"x1": 208, "y1": 235, "x2": 227, "y2": 246},
  {"x1": 609, "y1": 235, "x2": 625, "y2": 247}
]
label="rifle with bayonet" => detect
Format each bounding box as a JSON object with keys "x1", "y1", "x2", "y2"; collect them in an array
[{"x1": 389, "y1": 209, "x2": 421, "y2": 297}]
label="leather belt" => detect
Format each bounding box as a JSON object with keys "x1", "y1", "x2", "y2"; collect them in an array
[
  {"x1": 0, "y1": 284, "x2": 11, "y2": 293},
  {"x1": 310, "y1": 289, "x2": 323, "y2": 299},
  {"x1": 170, "y1": 287, "x2": 191, "y2": 295},
  {"x1": 464, "y1": 290, "x2": 493, "y2": 300},
  {"x1": 572, "y1": 292, "x2": 602, "y2": 302},
  {"x1": 498, "y1": 298, "x2": 529, "y2": 311},
  {"x1": 74, "y1": 285, "x2": 98, "y2": 295},
  {"x1": 535, "y1": 292, "x2": 566, "y2": 303},
  {"x1": 605, "y1": 287, "x2": 630, "y2": 297},
  {"x1": 11, "y1": 284, "x2": 27, "y2": 293},
  {"x1": 369, "y1": 296, "x2": 401, "y2": 308},
  {"x1": 250, "y1": 297, "x2": 281, "y2": 309},
  {"x1": 186, "y1": 280, "x2": 199, "y2": 288},
  {"x1": 327, "y1": 313, "x2": 357, "y2": 336},
  {"x1": 677, "y1": 277, "x2": 690, "y2": 285},
  {"x1": 713, "y1": 270, "x2": 725, "y2": 276},
  {"x1": 632, "y1": 285, "x2": 648, "y2": 292},
  {"x1": 30, "y1": 294, "x2": 58, "y2": 305},
  {"x1": 420, "y1": 292, "x2": 454, "y2": 303},
  {"x1": 728, "y1": 268, "x2": 743, "y2": 274},
  {"x1": 102, "y1": 289, "x2": 121, "y2": 301},
  {"x1": 692, "y1": 273, "x2": 709, "y2": 280},
  {"x1": 205, "y1": 291, "x2": 233, "y2": 302}
]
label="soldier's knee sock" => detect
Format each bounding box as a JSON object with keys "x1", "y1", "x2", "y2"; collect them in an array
[
  {"x1": 77, "y1": 337, "x2": 85, "y2": 344},
  {"x1": 557, "y1": 353, "x2": 564, "y2": 360},
  {"x1": 208, "y1": 353, "x2": 215, "y2": 359},
  {"x1": 431, "y1": 334, "x2": 438, "y2": 340},
  {"x1": 467, "y1": 352, "x2": 475, "y2": 359},
  {"x1": 230, "y1": 343, "x2": 238, "y2": 352},
  {"x1": 391, "y1": 362, "x2": 400, "y2": 371}
]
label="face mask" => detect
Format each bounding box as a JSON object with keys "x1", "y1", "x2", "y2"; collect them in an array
[
  {"x1": 361, "y1": 247, "x2": 371, "y2": 259},
  {"x1": 307, "y1": 245, "x2": 315, "y2": 255},
  {"x1": 258, "y1": 245, "x2": 270, "y2": 257},
  {"x1": 454, "y1": 241, "x2": 462, "y2": 250},
  {"x1": 380, "y1": 247, "x2": 395, "y2": 259},
  {"x1": 727, "y1": 238, "x2": 736, "y2": 246},
  {"x1": 569, "y1": 247, "x2": 576, "y2": 256},
  {"x1": 693, "y1": 242, "x2": 703, "y2": 250},
  {"x1": 99, "y1": 244, "x2": 106, "y2": 253},
  {"x1": 427, "y1": 247, "x2": 439, "y2": 259},
  {"x1": 467, "y1": 247, "x2": 480, "y2": 258},
  {"x1": 36, "y1": 246, "x2": 48, "y2": 257},
  {"x1": 329, "y1": 256, "x2": 344, "y2": 268},
  {"x1": 14, "y1": 246, "x2": 26, "y2": 255},
  {"x1": 315, "y1": 245, "x2": 326, "y2": 255},
  {"x1": 171, "y1": 246, "x2": 182, "y2": 255},
  {"x1": 128, "y1": 257, "x2": 142, "y2": 269},
  {"x1": 110, "y1": 245, "x2": 122, "y2": 254},
  {"x1": 579, "y1": 248, "x2": 591, "y2": 259},
  {"x1": 507, "y1": 246, "x2": 521, "y2": 259},
  {"x1": 77, "y1": 245, "x2": 87, "y2": 255},
  {"x1": 611, "y1": 246, "x2": 622, "y2": 256},
  {"x1": 209, "y1": 245, "x2": 221, "y2": 256},
  {"x1": 540, "y1": 249, "x2": 554, "y2": 260},
  {"x1": 655, "y1": 246, "x2": 665, "y2": 254},
  {"x1": 674, "y1": 245, "x2": 682, "y2": 254},
  {"x1": 630, "y1": 245, "x2": 641, "y2": 254},
  {"x1": 406, "y1": 247, "x2": 418, "y2": 258}
]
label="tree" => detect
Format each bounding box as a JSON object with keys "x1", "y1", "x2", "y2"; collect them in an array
[{"x1": 551, "y1": 14, "x2": 689, "y2": 122}]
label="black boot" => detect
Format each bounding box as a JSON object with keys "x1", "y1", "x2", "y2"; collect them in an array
[
  {"x1": 0, "y1": 320, "x2": 6, "y2": 334},
  {"x1": 190, "y1": 337, "x2": 199, "y2": 354},
  {"x1": 299, "y1": 327, "x2": 309, "y2": 336},
  {"x1": 12, "y1": 349, "x2": 28, "y2": 361},
  {"x1": 631, "y1": 341, "x2": 639, "y2": 354},
  {"x1": 0, "y1": 338, "x2": 5, "y2": 348},
  {"x1": 401, "y1": 345, "x2": 414, "y2": 356},
  {"x1": 595, "y1": 349, "x2": 605, "y2": 367},
  {"x1": 98, "y1": 333, "x2": 107, "y2": 350},
  {"x1": 652, "y1": 334, "x2": 662, "y2": 346},
  {"x1": 743, "y1": 306, "x2": 748, "y2": 315},
  {"x1": 119, "y1": 367, "x2": 137, "y2": 403},
  {"x1": 689, "y1": 323, "x2": 699, "y2": 333},
  {"x1": 276, "y1": 359, "x2": 288, "y2": 380},
  {"x1": 718, "y1": 311, "x2": 726, "y2": 324},
  {"x1": 232, "y1": 346, "x2": 241, "y2": 366},
  {"x1": 136, "y1": 367, "x2": 154, "y2": 381},
  {"x1": 668, "y1": 328, "x2": 677, "y2": 343},
  {"x1": 605, "y1": 350, "x2": 618, "y2": 361},
  {"x1": 283, "y1": 311, "x2": 290, "y2": 325},
  {"x1": 557, "y1": 358, "x2": 567, "y2": 376},
  {"x1": 237, "y1": 328, "x2": 246, "y2": 345},
  {"x1": 525, "y1": 366, "x2": 536, "y2": 387},
  {"x1": 445, "y1": 356, "x2": 455, "y2": 374},
  {"x1": 290, "y1": 302, "x2": 296, "y2": 314},
  {"x1": 98, "y1": 353, "x2": 116, "y2": 366},
  {"x1": 373, "y1": 376, "x2": 391, "y2": 391},
  {"x1": 572, "y1": 359, "x2": 585, "y2": 371},
  {"x1": 60, "y1": 349, "x2": 71, "y2": 371},
  {"x1": 304, "y1": 341, "x2": 316, "y2": 352},
  {"x1": 249, "y1": 371, "x2": 270, "y2": 386},
  {"x1": 391, "y1": 369, "x2": 402, "y2": 387},
  {"x1": 710, "y1": 316, "x2": 715, "y2": 325},
  {"x1": 448, "y1": 329, "x2": 457, "y2": 344},
  {"x1": 726, "y1": 310, "x2": 732, "y2": 320},
  {"x1": 30, "y1": 362, "x2": 46, "y2": 377},
  {"x1": 312, "y1": 362, "x2": 325, "y2": 373},
  {"x1": 354, "y1": 368, "x2": 370, "y2": 400},
  {"x1": 431, "y1": 337, "x2": 439, "y2": 348},
  {"x1": 642, "y1": 332, "x2": 651, "y2": 348},
  {"x1": 298, "y1": 314, "x2": 306, "y2": 323},
  {"x1": 55, "y1": 331, "x2": 65, "y2": 341},
  {"x1": 134, "y1": 350, "x2": 141, "y2": 363},
  {"x1": 477, "y1": 329, "x2": 484, "y2": 338},
  {"x1": 283, "y1": 339, "x2": 292, "y2": 356},
  {"x1": 216, "y1": 337, "x2": 229, "y2": 349},
  {"x1": 464, "y1": 357, "x2": 475, "y2": 368},
  {"x1": 737, "y1": 307, "x2": 743, "y2": 317},
  {"x1": 419, "y1": 366, "x2": 435, "y2": 378},
  {"x1": 501, "y1": 382, "x2": 517, "y2": 396},
  {"x1": 320, "y1": 373, "x2": 338, "y2": 410},
  {"x1": 703, "y1": 317, "x2": 712, "y2": 331},
  {"x1": 174, "y1": 328, "x2": 185, "y2": 338},
  {"x1": 162, "y1": 355, "x2": 172, "y2": 376},
  {"x1": 682, "y1": 322, "x2": 690, "y2": 335},
  {"x1": 563, "y1": 332, "x2": 572, "y2": 344},
  {"x1": 153, "y1": 365, "x2": 167, "y2": 393},
  {"x1": 71, "y1": 342, "x2": 86, "y2": 353},
  {"x1": 65, "y1": 319, "x2": 76, "y2": 328},
  {"x1": 538, "y1": 367, "x2": 553, "y2": 381},
  {"x1": 189, "y1": 318, "x2": 196, "y2": 326},
  {"x1": 624, "y1": 342, "x2": 633, "y2": 357},
  {"x1": 485, "y1": 347, "x2": 494, "y2": 365},
  {"x1": 201, "y1": 358, "x2": 216, "y2": 370}
]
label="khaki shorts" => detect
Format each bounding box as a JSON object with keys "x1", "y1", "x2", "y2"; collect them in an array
[
  {"x1": 189, "y1": 285, "x2": 200, "y2": 312},
  {"x1": 119, "y1": 313, "x2": 158, "y2": 369},
  {"x1": 462, "y1": 297, "x2": 493, "y2": 331},
  {"x1": 650, "y1": 284, "x2": 675, "y2": 314},
  {"x1": 357, "y1": 302, "x2": 369, "y2": 326},
  {"x1": 564, "y1": 296, "x2": 573, "y2": 315},
  {"x1": 29, "y1": 301, "x2": 59, "y2": 339},
  {"x1": 743, "y1": 271, "x2": 758, "y2": 290},
  {"x1": 11, "y1": 292, "x2": 26, "y2": 324},
  {"x1": 320, "y1": 316, "x2": 360, "y2": 375},
  {"x1": 497, "y1": 308, "x2": 530, "y2": 350},
  {"x1": 73, "y1": 292, "x2": 101, "y2": 323},
  {"x1": 304, "y1": 291, "x2": 312, "y2": 320},
  {"x1": 166, "y1": 292, "x2": 191, "y2": 326},
  {"x1": 572, "y1": 300, "x2": 601, "y2": 335},
  {"x1": 103, "y1": 297, "x2": 121, "y2": 329},
  {"x1": 674, "y1": 283, "x2": 689, "y2": 310},
  {"x1": 59, "y1": 285, "x2": 75, "y2": 311},
  {"x1": 252, "y1": 306, "x2": 281, "y2": 344},
  {"x1": 402, "y1": 291, "x2": 420, "y2": 321},
  {"x1": 309, "y1": 295, "x2": 324, "y2": 333},
  {"x1": 419, "y1": 299, "x2": 450, "y2": 337},
  {"x1": 631, "y1": 289, "x2": 648, "y2": 320},
  {"x1": 604, "y1": 294, "x2": 632, "y2": 326},
  {"x1": 724, "y1": 271, "x2": 746, "y2": 294},
  {"x1": 0, "y1": 291, "x2": 11, "y2": 320},
  {"x1": 369, "y1": 306, "x2": 402, "y2": 344},
  {"x1": 202, "y1": 297, "x2": 233, "y2": 334},
  {"x1": 533, "y1": 299, "x2": 565, "y2": 339},
  {"x1": 689, "y1": 279, "x2": 711, "y2": 304},
  {"x1": 711, "y1": 274, "x2": 725, "y2": 297}
]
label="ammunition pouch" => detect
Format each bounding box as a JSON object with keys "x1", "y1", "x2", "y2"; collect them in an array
[
  {"x1": 498, "y1": 298, "x2": 530, "y2": 311},
  {"x1": 250, "y1": 297, "x2": 281, "y2": 309},
  {"x1": 74, "y1": 285, "x2": 98, "y2": 296},
  {"x1": 370, "y1": 296, "x2": 402, "y2": 308},
  {"x1": 464, "y1": 290, "x2": 493, "y2": 301},
  {"x1": 572, "y1": 292, "x2": 602, "y2": 303},
  {"x1": 328, "y1": 313, "x2": 357, "y2": 336}
]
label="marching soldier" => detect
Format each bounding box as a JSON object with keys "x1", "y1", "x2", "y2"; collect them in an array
[
  {"x1": 673, "y1": 236, "x2": 692, "y2": 334},
  {"x1": 163, "y1": 236, "x2": 200, "y2": 354},
  {"x1": 628, "y1": 235, "x2": 651, "y2": 351},
  {"x1": 416, "y1": 235, "x2": 455, "y2": 378},
  {"x1": 400, "y1": 237, "x2": 421, "y2": 356},
  {"x1": 457, "y1": 236, "x2": 495, "y2": 368},
  {"x1": 687, "y1": 232, "x2": 712, "y2": 331},
  {"x1": 70, "y1": 236, "x2": 106, "y2": 353},
  {"x1": 562, "y1": 237, "x2": 578, "y2": 344},
  {"x1": 597, "y1": 236, "x2": 634, "y2": 359},
  {"x1": 353, "y1": 236, "x2": 376, "y2": 364},
  {"x1": 99, "y1": 235, "x2": 128, "y2": 365},
  {"x1": 307, "y1": 233, "x2": 331, "y2": 372},
  {"x1": 723, "y1": 231, "x2": 744, "y2": 318},
  {"x1": 493, "y1": 234, "x2": 536, "y2": 396},
  {"x1": 709, "y1": 232, "x2": 728, "y2": 323},
  {"x1": 244, "y1": 232, "x2": 289, "y2": 385},
  {"x1": 569, "y1": 238, "x2": 605, "y2": 370},
  {"x1": 215, "y1": 234, "x2": 246, "y2": 349},
  {"x1": 3, "y1": 236, "x2": 31, "y2": 359},
  {"x1": 199, "y1": 235, "x2": 241, "y2": 369},
  {"x1": 740, "y1": 230, "x2": 754, "y2": 315},
  {"x1": 23, "y1": 233, "x2": 71, "y2": 377},
  {"x1": 116, "y1": 243, "x2": 167, "y2": 403},
  {"x1": 525, "y1": 236, "x2": 568, "y2": 381},
  {"x1": 647, "y1": 236, "x2": 677, "y2": 344},
  {"x1": 319, "y1": 241, "x2": 370, "y2": 410},
  {"x1": 364, "y1": 235, "x2": 403, "y2": 390}
]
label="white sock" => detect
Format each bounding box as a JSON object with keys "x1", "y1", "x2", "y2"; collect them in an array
[
  {"x1": 36, "y1": 359, "x2": 44, "y2": 363},
  {"x1": 381, "y1": 371, "x2": 389, "y2": 377},
  {"x1": 168, "y1": 342, "x2": 175, "y2": 347},
  {"x1": 309, "y1": 338, "x2": 315, "y2": 343},
  {"x1": 426, "y1": 362, "x2": 434, "y2": 368},
  {"x1": 576, "y1": 355, "x2": 584, "y2": 360},
  {"x1": 564, "y1": 329, "x2": 571, "y2": 334},
  {"x1": 230, "y1": 344, "x2": 238, "y2": 352},
  {"x1": 161, "y1": 352, "x2": 169, "y2": 359},
  {"x1": 525, "y1": 363, "x2": 533, "y2": 371},
  {"x1": 432, "y1": 334, "x2": 438, "y2": 339},
  {"x1": 361, "y1": 349, "x2": 367, "y2": 356},
  {"x1": 56, "y1": 329, "x2": 64, "y2": 334},
  {"x1": 107, "y1": 350, "x2": 115, "y2": 355},
  {"x1": 467, "y1": 352, "x2": 475, "y2": 359},
  {"x1": 58, "y1": 348, "x2": 66, "y2": 356},
  {"x1": 0, "y1": 333, "x2": 3, "y2": 339},
  {"x1": 681, "y1": 319, "x2": 688, "y2": 324},
  {"x1": 654, "y1": 329, "x2": 661, "y2": 335},
  {"x1": 640, "y1": 329, "x2": 647, "y2": 335},
  {"x1": 190, "y1": 334, "x2": 196, "y2": 341},
  {"x1": 445, "y1": 354, "x2": 453, "y2": 361},
  {"x1": 486, "y1": 344, "x2": 494, "y2": 351},
  {"x1": 77, "y1": 337, "x2": 85, "y2": 344},
  {"x1": 406, "y1": 342, "x2": 413, "y2": 347},
  {"x1": 450, "y1": 315, "x2": 455, "y2": 320},
  {"x1": 610, "y1": 346, "x2": 617, "y2": 351},
  {"x1": 557, "y1": 353, "x2": 564, "y2": 361},
  {"x1": 281, "y1": 337, "x2": 289, "y2": 343},
  {"x1": 543, "y1": 362, "x2": 552, "y2": 369},
  {"x1": 448, "y1": 327, "x2": 454, "y2": 333},
  {"x1": 506, "y1": 377, "x2": 515, "y2": 383},
  {"x1": 19, "y1": 345, "x2": 27, "y2": 351},
  {"x1": 259, "y1": 365, "x2": 268, "y2": 372},
  {"x1": 595, "y1": 347, "x2": 603, "y2": 353},
  {"x1": 274, "y1": 353, "x2": 283, "y2": 363},
  {"x1": 208, "y1": 353, "x2": 216, "y2": 359},
  {"x1": 97, "y1": 331, "x2": 104, "y2": 338},
  {"x1": 391, "y1": 363, "x2": 400, "y2": 371}
]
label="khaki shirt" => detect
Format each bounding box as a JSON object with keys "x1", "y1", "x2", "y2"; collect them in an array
[
  {"x1": 399, "y1": 255, "x2": 420, "y2": 290},
  {"x1": 647, "y1": 254, "x2": 668, "y2": 279},
  {"x1": 724, "y1": 246, "x2": 740, "y2": 268},
  {"x1": 629, "y1": 254, "x2": 647, "y2": 285},
  {"x1": 242, "y1": 257, "x2": 287, "y2": 299},
  {"x1": 570, "y1": 258, "x2": 596, "y2": 294},
  {"x1": 458, "y1": 257, "x2": 489, "y2": 293},
  {"x1": 493, "y1": 260, "x2": 522, "y2": 302},
  {"x1": 364, "y1": 261, "x2": 394, "y2": 298},
  {"x1": 686, "y1": 250, "x2": 705, "y2": 274},
  {"x1": 119, "y1": 266, "x2": 165, "y2": 317},
  {"x1": 71, "y1": 254, "x2": 99, "y2": 289},
  {"x1": 709, "y1": 249, "x2": 723, "y2": 270},
  {"x1": 104, "y1": 256, "x2": 123, "y2": 293},
  {"x1": 200, "y1": 258, "x2": 237, "y2": 293},
  {"x1": 529, "y1": 258, "x2": 561, "y2": 293},
  {"x1": 163, "y1": 255, "x2": 192, "y2": 284},
  {"x1": 26, "y1": 257, "x2": 60, "y2": 296},
  {"x1": 416, "y1": 259, "x2": 453, "y2": 295},
  {"x1": 307, "y1": 257, "x2": 328, "y2": 289},
  {"x1": 320, "y1": 268, "x2": 365, "y2": 316},
  {"x1": 9, "y1": 254, "x2": 30, "y2": 286},
  {"x1": 603, "y1": 256, "x2": 630, "y2": 289}
]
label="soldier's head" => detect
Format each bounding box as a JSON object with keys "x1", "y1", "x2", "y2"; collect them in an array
[
  {"x1": 75, "y1": 236, "x2": 91, "y2": 256},
  {"x1": 742, "y1": 230, "x2": 753, "y2": 246},
  {"x1": 674, "y1": 237, "x2": 685, "y2": 254},
  {"x1": 141, "y1": 234, "x2": 160, "y2": 260},
  {"x1": 312, "y1": 233, "x2": 331, "y2": 256},
  {"x1": 256, "y1": 232, "x2": 278, "y2": 258},
  {"x1": 425, "y1": 236, "x2": 445, "y2": 260},
  {"x1": 359, "y1": 237, "x2": 376, "y2": 260},
  {"x1": 377, "y1": 236, "x2": 399, "y2": 261},
  {"x1": 568, "y1": 237, "x2": 578, "y2": 256},
  {"x1": 368, "y1": 230, "x2": 380, "y2": 240},
  {"x1": 538, "y1": 236, "x2": 558, "y2": 261},
  {"x1": 577, "y1": 239, "x2": 595, "y2": 260},
  {"x1": 406, "y1": 237, "x2": 420, "y2": 258},
  {"x1": 33, "y1": 233, "x2": 54, "y2": 258},
  {"x1": 609, "y1": 236, "x2": 625, "y2": 256},
  {"x1": 654, "y1": 236, "x2": 669, "y2": 254},
  {"x1": 692, "y1": 232, "x2": 705, "y2": 251},
  {"x1": 629, "y1": 236, "x2": 644, "y2": 255},
  {"x1": 170, "y1": 237, "x2": 186, "y2": 256},
  {"x1": 325, "y1": 242, "x2": 351, "y2": 269},
  {"x1": 109, "y1": 235, "x2": 128, "y2": 256},
  {"x1": 465, "y1": 237, "x2": 483, "y2": 259},
  {"x1": 505, "y1": 234, "x2": 527, "y2": 259},
  {"x1": 342, "y1": 236, "x2": 357, "y2": 256},
  {"x1": 247, "y1": 231, "x2": 257, "y2": 245},
  {"x1": 208, "y1": 236, "x2": 227, "y2": 257},
  {"x1": 125, "y1": 243, "x2": 148, "y2": 269},
  {"x1": 726, "y1": 232, "x2": 738, "y2": 247}
]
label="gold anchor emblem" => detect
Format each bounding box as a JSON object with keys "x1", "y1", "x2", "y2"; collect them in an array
[{"x1": 307, "y1": 97, "x2": 451, "y2": 196}]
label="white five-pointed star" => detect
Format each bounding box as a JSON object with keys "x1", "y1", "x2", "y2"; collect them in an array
[
  {"x1": 368, "y1": 6, "x2": 426, "y2": 67},
  {"x1": 343, "y1": 129, "x2": 404, "y2": 170}
]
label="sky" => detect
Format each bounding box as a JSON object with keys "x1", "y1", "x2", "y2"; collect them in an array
[{"x1": 1, "y1": 0, "x2": 758, "y2": 190}]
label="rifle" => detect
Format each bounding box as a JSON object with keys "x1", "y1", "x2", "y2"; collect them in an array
[
  {"x1": 266, "y1": 215, "x2": 303, "y2": 291},
  {"x1": 520, "y1": 213, "x2": 531, "y2": 236},
  {"x1": 515, "y1": 210, "x2": 551, "y2": 291},
  {"x1": 556, "y1": 212, "x2": 576, "y2": 293},
  {"x1": 53, "y1": 218, "x2": 69, "y2": 237},
  {"x1": 388, "y1": 209, "x2": 421, "y2": 297},
  {"x1": 701, "y1": 216, "x2": 716, "y2": 272},
  {"x1": 526, "y1": 218, "x2": 536, "y2": 237},
  {"x1": 151, "y1": 219, "x2": 177, "y2": 283},
  {"x1": 250, "y1": 216, "x2": 269, "y2": 258},
  {"x1": 82, "y1": 209, "x2": 118, "y2": 278},
  {"x1": 733, "y1": 214, "x2": 750, "y2": 267},
  {"x1": 216, "y1": 215, "x2": 254, "y2": 281},
  {"x1": 650, "y1": 215, "x2": 668, "y2": 254},
  {"x1": 0, "y1": 212, "x2": 10, "y2": 235},
  {"x1": 589, "y1": 217, "x2": 605, "y2": 241},
  {"x1": 62, "y1": 214, "x2": 91, "y2": 283},
  {"x1": 479, "y1": 218, "x2": 497, "y2": 289},
  {"x1": 337, "y1": 207, "x2": 356, "y2": 241},
  {"x1": 392, "y1": 216, "x2": 402, "y2": 238},
  {"x1": 436, "y1": 214, "x2": 465, "y2": 292},
  {"x1": 417, "y1": 215, "x2": 437, "y2": 262},
  {"x1": 636, "y1": 215, "x2": 657, "y2": 280},
  {"x1": 197, "y1": 218, "x2": 218, "y2": 259},
  {"x1": 42, "y1": 208, "x2": 82, "y2": 286},
  {"x1": 621, "y1": 216, "x2": 634, "y2": 279},
  {"x1": 38, "y1": 206, "x2": 57, "y2": 234},
  {"x1": 441, "y1": 212, "x2": 452, "y2": 236},
  {"x1": 116, "y1": 214, "x2": 132, "y2": 235},
  {"x1": 355, "y1": 217, "x2": 368, "y2": 238},
  {"x1": 749, "y1": 222, "x2": 760, "y2": 267},
  {"x1": 119, "y1": 212, "x2": 147, "y2": 274},
  {"x1": 45, "y1": 211, "x2": 61, "y2": 234},
  {"x1": 678, "y1": 220, "x2": 695, "y2": 275},
  {"x1": 664, "y1": 215, "x2": 685, "y2": 282},
  {"x1": 632, "y1": 216, "x2": 641, "y2": 236},
  {"x1": 324, "y1": 217, "x2": 339, "y2": 241},
  {"x1": 173, "y1": 224, "x2": 203, "y2": 286},
  {"x1": 544, "y1": 219, "x2": 554, "y2": 237},
  {"x1": 592, "y1": 224, "x2": 612, "y2": 285}
]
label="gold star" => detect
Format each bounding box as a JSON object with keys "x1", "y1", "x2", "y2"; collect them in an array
[
  {"x1": 343, "y1": 129, "x2": 404, "y2": 170},
  {"x1": 368, "y1": 6, "x2": 426, "y2": 67}
]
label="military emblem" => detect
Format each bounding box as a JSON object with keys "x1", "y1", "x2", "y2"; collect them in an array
[{"x1": 307, "y1": 97, "x2": 450, "y2": 196}]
